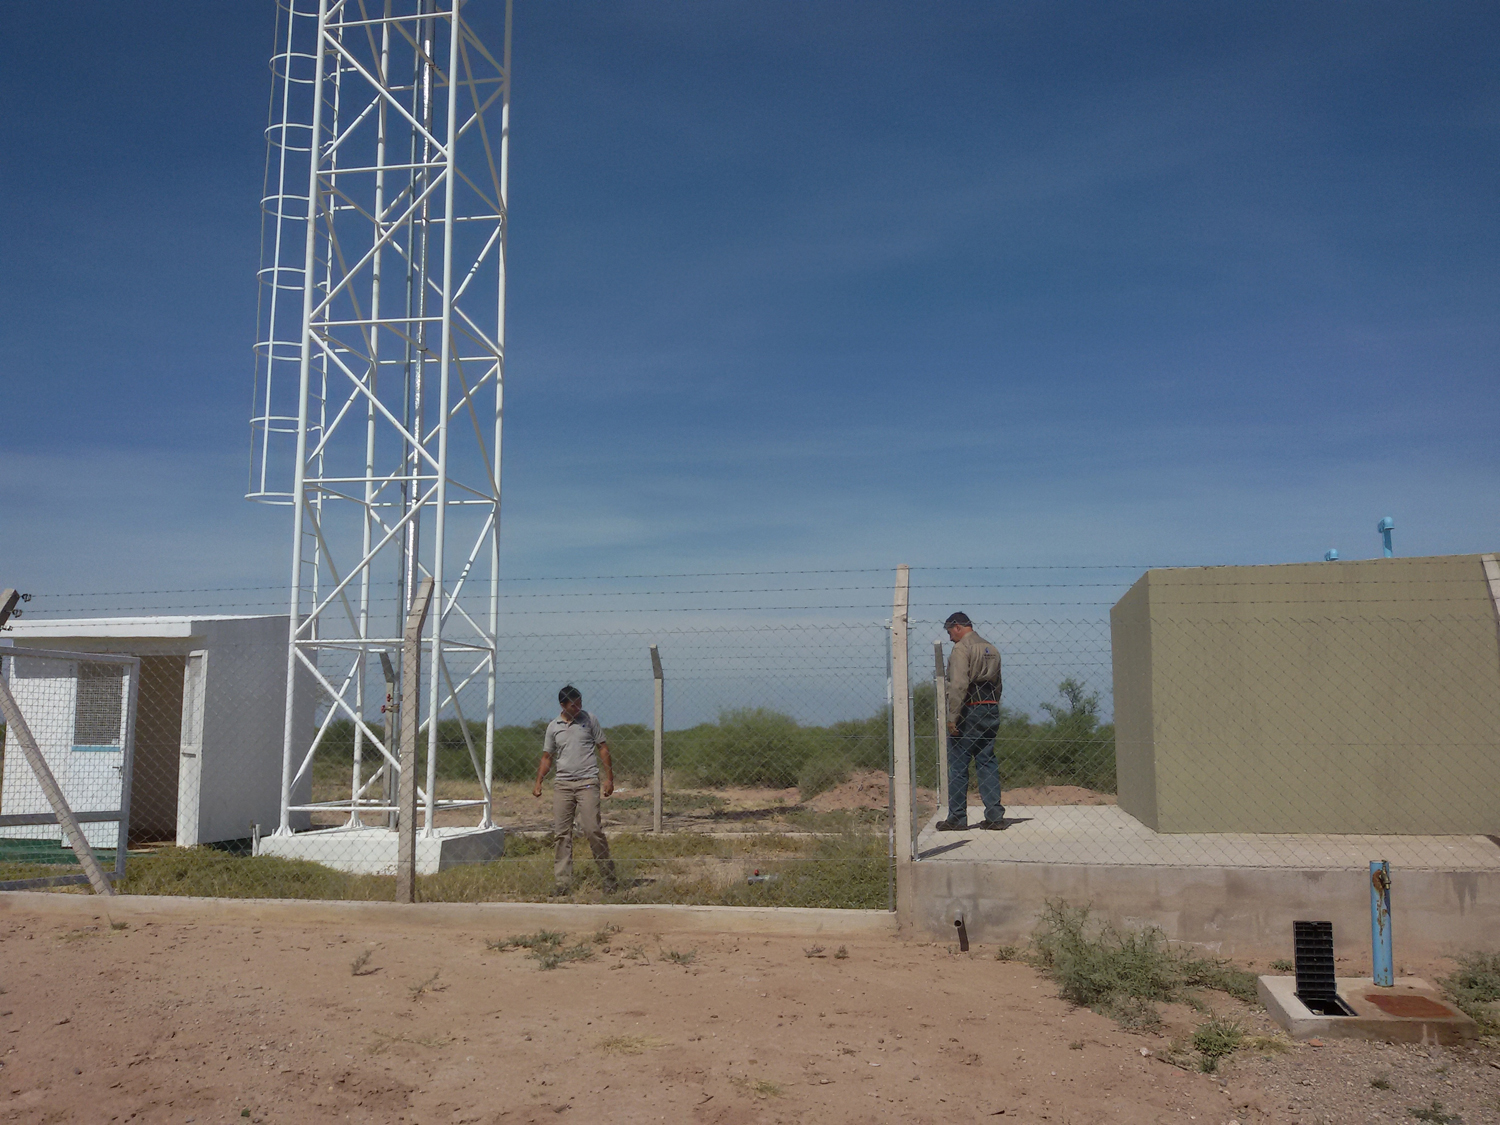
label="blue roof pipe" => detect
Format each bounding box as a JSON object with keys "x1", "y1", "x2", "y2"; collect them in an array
[{"x1": 1377, "y1": 516, "x2": 1395, "y2": 558}]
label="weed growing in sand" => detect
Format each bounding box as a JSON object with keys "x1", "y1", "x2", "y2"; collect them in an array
[
  {"x1": 1372, "y1": 1075, "x2": 1392, "y2": 1090},
  {"x1": 834, "y1": 946, "x2": 849, "y2": 960},
  {"x1": 488, "y1": 930, "x2": 566, "y2": 952},
  {"x1": 804, "y1": 945, "x2": 826, "y2": 958},
  {"x1": 110, "y1": 921, "x2": 128, "y2": 931},
  {"x1": 662, "y1": 948, "x2": 696, "y2": 966},
  {"x1": 994, "y1": 945, "x2": 1020, "y2": 962},
  {"x1": 591, "y1": 924, "x2": 622, "y2": 945},
  {"x1": 409, "y1": 971, "x2": 446, "y2": 998},
  {"x1": 1191, "y1": 1016, "x2": 1244, "y2": 1072},
  {"x1": 490, "y1": 930, "x2": 596, "y2": 970},
  {"x1": 731, "y1": 1076, "x2": 783, "y2": 1099},
  {"x1": 1439, "y1": 949, "x2": 1500, "y2": 1035},
  {"x1": 351, "y1": 949, "x2": 375, "y2": 976},
  {"x1": 1270, "y1": 958, "x2": 1294, "y2": 972},
  {"x1": 1029, "y1": 900, "x2": 1258, "y2": 1030},
  {"x1": 370, "y1": 1030, "x2": 453, "y2": 1054},
  {"x1": 1068, "y1": 1040, "x2": 1084, "y2": 1050},
  {"x1": 1407, "y1": 1100, "x2": 1462, "y2": 1124},
  {"x1": 598, "y1": 1035, "x2": 667, "y2": 1054}
]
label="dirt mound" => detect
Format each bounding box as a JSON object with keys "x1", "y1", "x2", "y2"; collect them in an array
[{"x1": 806, "y1": 769, "x2": 891, "y2": 811}]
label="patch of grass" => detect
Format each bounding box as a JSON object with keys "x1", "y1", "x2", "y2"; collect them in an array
[
  {"x1": 1270, "y1": 958, "x2": 1294, "y2": 972},
  {"x1": 591, "y1": 924, "x2": 622, "y2": 945},
  {"x1": 1102, "y1": 995, "x2": 1162, "y2": 1032},
  {"x1": 994, "y1": 945, "x2": 1020, "y2": 962},
  {"x1": 1191, "y1": 1015, "x2": 1244, "y2": 1072},
  {"x1": 834, "y1": 945, "x2": 849, "y2": 960},
  {"x1": 350, "y1": 949, "x2": 374, "y2": 976},
  {"x1": 109, "y1": 921, "x2": 128, "y2": 931},
  {"x1": 1372, "y1": 1075, "x2": 1392, "y2": 1090},
  {"x1": 105, "y1": 830, "x2": 891, "y2": 910},
  {"x1": 1068, "y1": 1040, "x2": 1084, "y2": 1050},
  {"x1": 662, "y1": 948, "x2": 697, "y2": 966},
  {"x1": 1439, "y1": 949, "x2": 1500, "y2": 1036},
  {"x1": 1029, "y1": 900, "x2": 1260, "y2": 1030},
  {"x1": 1407, "y1": 1099, "x2": 1462, "y2": 1124},
  {"x1": 598, "y1": 1035, "x2": 667, "y2": 1054},
  {"x1": 1244, "y1": 1034, "x2": 1289, "y2": 1054},
  {"x1": 804, "y1": 945, "x2": 826, "y2": 958}
]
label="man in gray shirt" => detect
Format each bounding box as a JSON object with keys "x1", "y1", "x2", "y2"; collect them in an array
[
  {"x1": 939, "y1": 612, "x2": 1006, "y2": 831},
  {"x1": 533, "y1": 684, "x2": 617, "y2": 895}
]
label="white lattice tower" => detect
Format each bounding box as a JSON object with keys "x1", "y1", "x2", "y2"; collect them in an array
[{"x1": 248, "y1": 0, "x2": 511, "y2": 837}]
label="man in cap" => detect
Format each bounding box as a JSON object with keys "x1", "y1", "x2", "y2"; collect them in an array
[
  {"x1": 938, "y1": 612, "x2": 1006, "y2": 831},
  {"x1": 534, "y1": 684, "x2": 618, "y2": 895}
]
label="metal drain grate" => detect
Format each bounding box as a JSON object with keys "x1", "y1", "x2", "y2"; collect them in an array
[{"x1": 1293, "y1": 920, "x2": 1352, "y2": 1016}]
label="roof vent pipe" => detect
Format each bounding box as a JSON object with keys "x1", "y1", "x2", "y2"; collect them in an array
[
  {"x1": 1324, "y1": 549, "x2": 1339, "y2": 561},
  {"x1": 1377, "y1": 516, "x2": 1395, "y2": 558}
]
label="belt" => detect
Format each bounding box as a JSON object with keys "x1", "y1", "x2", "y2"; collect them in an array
[{"x1": 963, "y1": 681, "x2": 999, "y2": 706}]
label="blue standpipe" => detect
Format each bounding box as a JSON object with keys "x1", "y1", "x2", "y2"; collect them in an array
[
  {"x1": 1324, "y1": 549, "x2": 1339, "y2": 561},
  {"x1": 1370, "y1": 860, "x2": 1393, "y2": 986},
  {"x1": 1378, "y1": 516, "x2": 1395, "y2": 558}
]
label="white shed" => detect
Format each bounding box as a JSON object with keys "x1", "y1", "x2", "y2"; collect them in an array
[{"x1": 3, "y1": 615, "x2": 312, "y2": 846}]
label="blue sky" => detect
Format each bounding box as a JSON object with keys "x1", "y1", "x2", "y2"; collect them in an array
[{"x1": 2, "y1": 1, "x2": 1497, "y2": 606}]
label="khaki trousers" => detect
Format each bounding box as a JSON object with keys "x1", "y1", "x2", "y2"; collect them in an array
[{"x1": 553, "y1": 778, "x2": 614, "y2": 886}]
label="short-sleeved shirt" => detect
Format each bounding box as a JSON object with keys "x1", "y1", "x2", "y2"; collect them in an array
[{"x1": 543, "y1": 710, "x2": 606, "y2": 782}]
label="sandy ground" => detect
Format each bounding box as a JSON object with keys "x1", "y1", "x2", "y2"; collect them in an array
[{"x1": 0, "y1": 902, "x2": 1495, "y2": 1125}]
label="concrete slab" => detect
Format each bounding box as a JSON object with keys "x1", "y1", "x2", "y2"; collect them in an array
[
  {"x1": 258, "y1": 825, "x2": 505, "y2": 875},
  {"x1": 1258, "y1": 975, "x2": 1480, "y2": 1045},
  {"x1": 917, "y1": 804, "x2": 1500, "y2": 869}
]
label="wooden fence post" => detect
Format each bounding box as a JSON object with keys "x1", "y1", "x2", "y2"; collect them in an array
[
  {"x1": 396, "y1": 578, "x2": 434, "y2": 904},
  {"x1": 891, "y1": 567, "x2": 914, "y2": 928}
]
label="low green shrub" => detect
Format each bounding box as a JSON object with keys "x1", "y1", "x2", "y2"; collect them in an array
[{"x1": 1029, "y1": 900, "x2": 1259, "y2": 1028}]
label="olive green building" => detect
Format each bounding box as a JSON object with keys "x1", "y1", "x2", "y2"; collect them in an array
[{"x1": 1110, "y1": 553, "x2": 1500, "y2": 834}]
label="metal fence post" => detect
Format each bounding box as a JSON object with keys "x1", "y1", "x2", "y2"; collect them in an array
[
  {"x1": 650, "y1": 644, "x2": 664, "y2": 834},
  {"x1": 891, "y1": 566, "x2": 914, "y2": 925},
  {"x1": 933, "y1": 639, "x2": 948, "y2": 815},
  {"x1": 379, "y1": 651, "x2": 397, "y2": 829},
  {"x1": 396, "y1": 578, "x2": 434, "y2": 904}
]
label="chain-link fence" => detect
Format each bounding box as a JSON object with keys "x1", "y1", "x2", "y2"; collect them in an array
[
  {"x1": 0, "y1": 647, "x2": 139, "y2": 890},
  {"x1": 905, "y1": 555, "x2": 1500, "y2": 874},
  {"x1": 4, "y1": 555, "x2": 1498, "y2": 907},
  {"x1": 0, "y1": 578, "x2": 902, "y2": 907}
]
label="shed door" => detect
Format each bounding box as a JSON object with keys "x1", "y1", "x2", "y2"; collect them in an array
[
  {"x1": 65, "y1": 661, "x2": 129, "y2": 850},
  {"x1": 175, "y1": 652, "x2": 208, "y2": 846}
]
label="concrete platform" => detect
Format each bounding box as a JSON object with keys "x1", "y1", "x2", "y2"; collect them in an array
[
  {"x1": 918, "y1": 804, "x2": 1500, "y2": 869},
  {"x1": 1257, "y1": 975, "x2": 1480, "y2": 1045},
  {"x1": 258, "y1": 825, "x2": 506, "y2": 875},
  {"x1": 910, "y1": 805, "x2": 1500, "y2": 957}
]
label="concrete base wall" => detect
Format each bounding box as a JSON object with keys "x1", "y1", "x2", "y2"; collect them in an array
[
  {"x1": 258, "y1": 825, "x2": 506, "y2": 875},
  {"x1": 911, "y1": 860, "x2": 1500, "y2": 961}
]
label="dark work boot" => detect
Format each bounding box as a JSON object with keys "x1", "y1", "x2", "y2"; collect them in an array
[{"x1": 935, "y1": 818, "x2": 969, "y2": 831}]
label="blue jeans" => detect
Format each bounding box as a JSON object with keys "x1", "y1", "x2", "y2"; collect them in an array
[{"x1": 948, "y1": 702, "x2": 1004, "y2": 825}]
